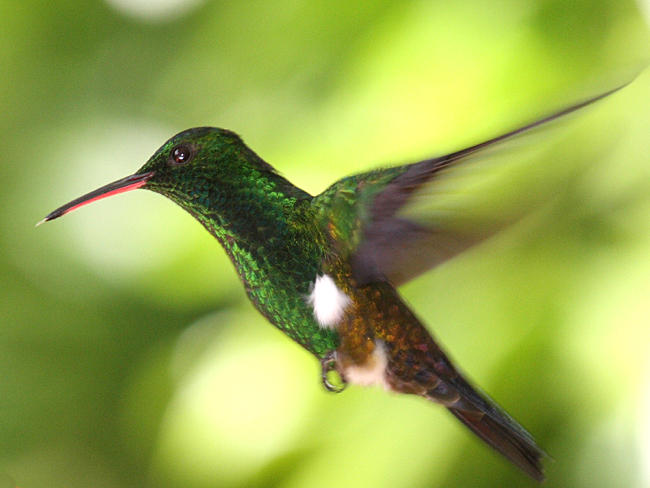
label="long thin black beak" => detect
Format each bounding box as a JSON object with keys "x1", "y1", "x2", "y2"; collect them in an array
[{"x1": 37, "y1": 171, "x2": 155, "y2": 226}]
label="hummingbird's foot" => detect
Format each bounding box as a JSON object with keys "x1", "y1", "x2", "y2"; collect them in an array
[{"x1": 320, "y1": 351, "x2": 346, "y2": 393}]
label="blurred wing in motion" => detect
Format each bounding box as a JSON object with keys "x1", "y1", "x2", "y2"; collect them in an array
[{"x1": 316, "y1": 85, "x2": 626, "y2": 286}]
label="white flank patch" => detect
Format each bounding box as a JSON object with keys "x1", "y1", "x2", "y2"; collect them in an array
[
  {"x1": 308, "y1": 274, "x2": 351, "y2": 328},
  {"x1": 343, "y1": 341, "x2": 390, "y2": 390}
]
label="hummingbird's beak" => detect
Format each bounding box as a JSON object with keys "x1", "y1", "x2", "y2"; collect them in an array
[{"x1": 37, "y1": 171, "x2": 155, "y2": 226}]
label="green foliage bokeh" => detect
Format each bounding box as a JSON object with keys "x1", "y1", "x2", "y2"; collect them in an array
[{"x1": 1, "y1": 1, "x2": 648, "y2": 487}]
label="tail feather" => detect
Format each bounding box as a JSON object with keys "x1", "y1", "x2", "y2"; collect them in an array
[
  {"x1": 378, "y1": 291, "x2": 547, "y2": 480},
  {"x1": 418, "y1": 355, "x2": 546, "y2": 480},
  {"x1": 448, "y1": 404, "x2": 545, "y2": 481}
]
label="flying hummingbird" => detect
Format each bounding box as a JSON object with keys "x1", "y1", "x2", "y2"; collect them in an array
[{"x1": 39, "y1": 86, "x2": 625, "y2": 481}]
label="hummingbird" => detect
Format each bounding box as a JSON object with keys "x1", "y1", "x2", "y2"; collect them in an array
[{"x1": 39, "y1": 86, "x2": 625, "y2": 481}]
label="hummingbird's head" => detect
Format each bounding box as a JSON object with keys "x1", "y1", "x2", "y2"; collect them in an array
[
  {"x1": 38, "y1": 127, "x2": 278, "y2": 225},
  {"x1": 138, "y1": 127, "x2": 277, "y2": 186}
]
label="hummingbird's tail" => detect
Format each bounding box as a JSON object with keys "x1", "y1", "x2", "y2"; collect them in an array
[
  {"x1": 393, "y1": 348, "x2": 546, "y2": 480},
  {"x1": 403, "y1": 333, "x2": 546, "y2": 479},
  {"x1": 370, "y1": 285, "x2": 546, "y2": 479},
  {"x1": 447, "y1": 401, "x2": 545, "y2": 481},
  {"x1": 416, "y1": 357, "x2": 546, "y2": 481}
]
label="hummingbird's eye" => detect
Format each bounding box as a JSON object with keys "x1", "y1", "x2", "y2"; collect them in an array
[{"x1": 170, "y1": 145, "x2": 193, "y2": 165}]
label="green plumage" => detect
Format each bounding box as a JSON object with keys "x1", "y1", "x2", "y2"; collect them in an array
[
  {"x1": 143, "y1": 128, "x2": 339, "y2": 357},
  {"x1": 41, "y1": 85, "x2": 627, "y2": 482}
]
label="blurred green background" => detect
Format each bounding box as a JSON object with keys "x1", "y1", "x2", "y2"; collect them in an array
[{"x1": 1, "y1": 1, "x2": 649, "y2": 487}]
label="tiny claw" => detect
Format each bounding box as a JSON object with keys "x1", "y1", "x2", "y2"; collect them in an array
[{"x1": 320, "y1": 351, "x2": 346, "y2": 393}]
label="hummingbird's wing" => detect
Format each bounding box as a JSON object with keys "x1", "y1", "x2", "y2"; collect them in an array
[{"x1": 315, "y1": 85, "x2": 625, "y2": 286}]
